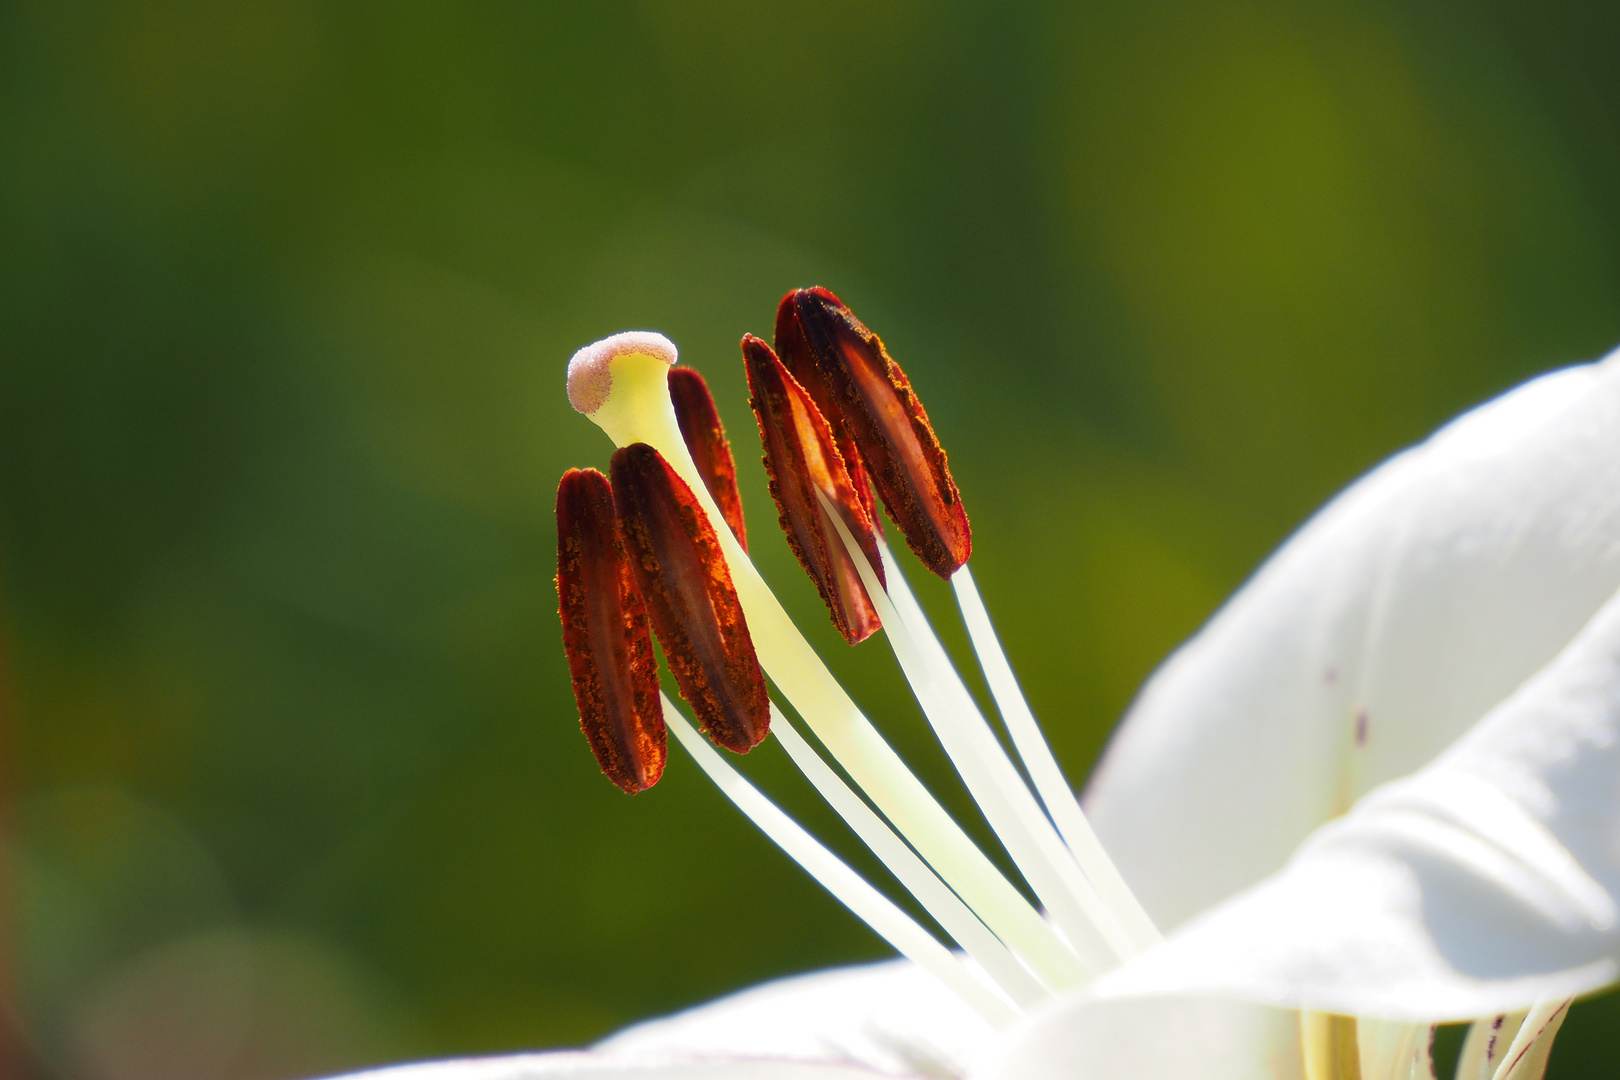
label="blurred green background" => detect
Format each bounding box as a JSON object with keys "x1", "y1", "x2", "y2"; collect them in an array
[{"x1": 2, "y1": 1, "x2": 1618, "y2": 1077}]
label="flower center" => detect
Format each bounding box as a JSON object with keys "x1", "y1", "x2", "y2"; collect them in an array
[{"x1": 556, "y1": 291, "x2": 1162, "y2": 1029}]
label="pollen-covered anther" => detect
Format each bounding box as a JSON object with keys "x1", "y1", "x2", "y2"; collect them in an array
[
  {"x1": 555, "y1": 468, "x2": 666, "y2": 793},
  {"x1": 668, "y1": 367, "x2": 748, "y2": 551},
  {"x1": 774, "y1": 297, "x2": 880, "y2": 537},
  {"x1": 744, "y1": 335, "x2": 885, "y2": 645},
  {"x1": 780, "y1": 287, "x2": 971, "y2": 579},
  {"x1": 610, "y1": 442, "x2": 771, "y2": 752}
]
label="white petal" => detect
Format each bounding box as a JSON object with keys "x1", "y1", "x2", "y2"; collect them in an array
[
  {"x1": 1089, "y1": 584, "x2": 1620, "y2": 1021},
  {"x1": 321, "y1": 1054, "x2": 895, "y2": 1080},
  {"x1": 973, "y1": 994, "x2": 1303, "y2": 1080},
  {"x1": 1086, "y1": 352, "x2": 1620, "y2": 929},
  {"x1": 600, "y1": 960, "x2": 999, "y2": 1078}
]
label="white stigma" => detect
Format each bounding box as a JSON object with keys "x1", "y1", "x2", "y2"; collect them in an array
[{"x1": 566, "y1": 330, "x2": 678, "y2": 416}]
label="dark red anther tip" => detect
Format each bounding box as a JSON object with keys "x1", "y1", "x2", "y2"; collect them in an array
[
  {"x1": 777, "y1": 288, "x2": 971, "y2": 579},
  {"x1": 610, "y1": 443, "x2": 771, "y2": 753},
  {"x1": 556, "y1": 468, "x2": 666, "y2": 793},
  {"x1": 744, "y1": 335, "x2": 884, "y2": 645},
  {"x1": 668, "y1": 367, "x2": 748, "y2": 552},
  {"x1": 774, "y1": 294, "x2": 882, "y2": 537}
]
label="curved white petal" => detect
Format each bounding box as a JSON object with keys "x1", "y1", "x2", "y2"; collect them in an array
[
  {"x1": 974, "y1": 994, "x2": 1303, "y2": 1080},
  {"x1": 1086, "y1": 352, "x2": 1620, "y2": 929},
  {"x1": 1087, "y1": 583, "x2": 1620, "y2": 1021},
  {"x1": 322, "y1": 1054, "x2": 895, "y2": 1080},
  {"x1": 600, "y1": 960, "x2": 998, "y2": 1078}
]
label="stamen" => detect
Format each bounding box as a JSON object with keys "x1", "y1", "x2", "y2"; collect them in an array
[
  {"x1": 662, "y1": 693, "x2": 1021, "y2": 1029},
  {"x1": 784, "y1": 287, "x2": 971, "y2": 578},
  {"x1": 822, "y1": 492, "x2": 1135, "y2": 972},
  {"x1": 610, "y1": 443, "x2": 770, "y2": 753},
  {"x1": 873, "y1": 538, "x2": 1139, "y2": 964},
  {"x1": 569, "y1": 329, "x2": 1088, "y2": 990},
  {"x1": 953, "y1": 566, "x2": 1162, "y2": 951},
  {"x1": 743, "y1": 334, "x2": 884, "y2": 645},
  {"x1": 555, "y1": 468, "x2": 665, "y2": 793},
  {"x1": 769, "y1": 703, "x2": 1049, "y2": 1007},
  {"x1": 668, "y1": 367, "x2": 748, "y2": 551},
  {"x1": 773, "y1": 296, "x2": 882, "y2": 536}
]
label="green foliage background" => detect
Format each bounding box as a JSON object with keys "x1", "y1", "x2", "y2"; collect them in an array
[{"x1": 2, "y1": 1, "x2": 1618, "y2": 1077}]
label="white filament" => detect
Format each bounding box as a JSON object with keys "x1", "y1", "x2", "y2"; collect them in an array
[
  {"x1": 953, "y1": 564, "x2": 1162, "y2": 952},
  {"x1": 661, "y1": 694, "x2": 1019, "y2": 1029},
  {"x1": 581, "y1": 350, "x2": 1083, "y2": 989},
  {"x1": 829, "y1": 506, "x2": 1135, "y2": 970},
  {"x1": 769, "y1": 705, "x2": 1049, "y2": 1007}
]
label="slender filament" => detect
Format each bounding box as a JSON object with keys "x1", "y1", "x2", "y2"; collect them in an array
[
  {"x1": 586, "y1": 350, "x2": 1085, "y2": 989},
  {"x1": 770, "y1": 704, "x2": 1049, "y2": 1007},
  {"x1": 663, "y1": 693, "x2": 1019, "y2": 1029},
  {"x1": 953, "y1": 564, "x2": 1161, "y2": 951}
]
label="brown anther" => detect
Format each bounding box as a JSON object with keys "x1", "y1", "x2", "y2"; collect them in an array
[
  {"x1": 610, "y1": 443, "x2": 771, "y2": 752},
  {"x1": 778, "y1": 288, "x2": 971, "y2": 579},
  {"x1": 555, "y1": 468, "x2": 666, "y2": 793},
  {"x1": 744, "y1": 335, "x2": 885, "y2": 645},
  {"x1": 774, "y1": 297, "x2": 881, "y2": 537},
  {"x1": 668, "y1": 367, "x2": 748, "y2": 551}
]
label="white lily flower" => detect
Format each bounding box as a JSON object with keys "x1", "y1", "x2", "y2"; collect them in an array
[{"x1": 327, "y1": 329, "x2": 1620, "y2": 1080}]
